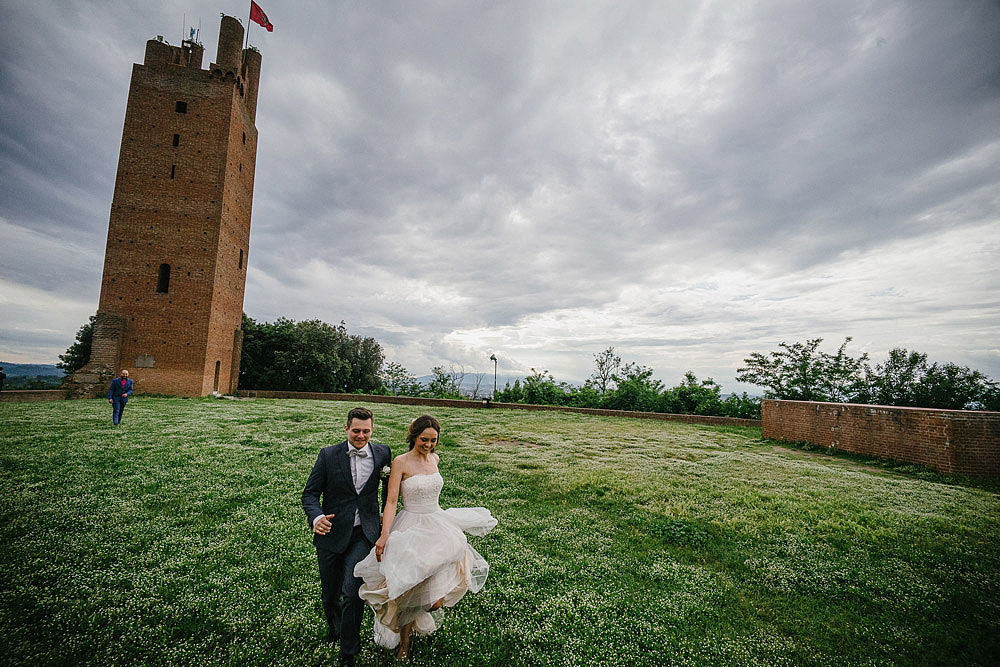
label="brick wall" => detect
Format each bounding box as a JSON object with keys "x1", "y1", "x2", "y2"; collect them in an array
[
  {"x1": 762, "y1": 399, "x2": 1000, "y2": 478},
  {"x1": 237, "y1": 390, "x2": 762, "y2": 428}
]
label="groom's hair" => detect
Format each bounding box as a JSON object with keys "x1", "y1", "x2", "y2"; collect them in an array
[{"x1": 346, "y1": 407, "x2": 374, "y2": 426}]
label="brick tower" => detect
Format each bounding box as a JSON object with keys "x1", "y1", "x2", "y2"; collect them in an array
[{"x1": 66, "y1": 16, "x2": 262, "y2": 397}]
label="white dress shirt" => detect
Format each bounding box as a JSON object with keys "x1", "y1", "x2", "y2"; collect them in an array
[{"x1": 348, "y1": 442, "x2": 374, "y2": 525}]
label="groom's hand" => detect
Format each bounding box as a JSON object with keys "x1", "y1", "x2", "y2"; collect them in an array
[{"x1": 313, "y1": 513, "x2": 336, "y2": 535}]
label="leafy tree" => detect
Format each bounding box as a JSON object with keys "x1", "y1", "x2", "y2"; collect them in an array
[
  {"x1": 496, "y1": 379, "x2": 524, "y2": 403},
  {"x1": 564, "y1": 383, "x2": 603, "y2": 408},
  {"x1": 589, "y1": 346, "x2": 622, "y2": 394},
  {"x1": 240, "y1": 314, "x2": 296, "y2": 389},
  {"x1": 239, "y1": 314, "x2": 384, "y2": 392},
  {"x1": 661, "y1": 372, "x2": 723, "y2": 415},
  {"x1": 380, "y1": 362, "x2": 423, "y2": 396},
  {"x1": 736, "y1": 337, "x2": 867, "y2": 402},
  {"x1": 427, "y1": 365, "x2": 462, "y2": 399},
  {"x1": 910, "y1": 361, "x2": 999, "y2": 411},
  {"x1": 860, "y1": 348, "x2": 927, "y2": 406},
  {"x1": 343, "y1": 334, "x2": 385, "y2": 393},
  {"x1": 57, "y1": 314, "x2": 97, "y2": 374},
  {"x1": 489, "y1": 361, "x2": 765, "y2": 418},
  {"x1": 719, "y1": 392, "x2": 762, "y2": 420},
  {"x1": 740, "y1": 339, "x2": 998, "y2": 411},
  {"x1": 857, "y1": 347, "x2": 1000, "y2": 410},
  {"x1": 282, "y1": 319, "x2": 349, "y2": 391},
  {"x1": 605, "y1": 362, "x2": 663, "y2": 412},
  {"x1": 821, "y1": 338, "x2": 869, "y2": 402},
  {"x1": 521, "y1": 368, "x2": 567, "y2": 406}
]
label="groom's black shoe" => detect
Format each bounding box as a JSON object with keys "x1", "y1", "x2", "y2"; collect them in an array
[{"x1": 338, "y1": 655, "x2": 355, "y2": 667}]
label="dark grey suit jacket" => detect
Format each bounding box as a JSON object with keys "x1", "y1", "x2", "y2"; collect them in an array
[{"x1": 301, "y1": 440, "x2": 392, "y2": 553}]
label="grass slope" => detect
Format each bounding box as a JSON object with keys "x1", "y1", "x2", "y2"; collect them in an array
[{"x1": 1, "y1": 398, "x2": 998, "y2": 666}]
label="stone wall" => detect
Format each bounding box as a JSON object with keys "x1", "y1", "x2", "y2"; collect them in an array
[
  {"x1": 762, "y1": 399, "x2": 1000, "y2": 478},
  {"x1": 0, "y1": 390, "x2": 70, "y2": 403},
  {"x1": 237, "y1": 390, "x2": 762, "y2": 428}
]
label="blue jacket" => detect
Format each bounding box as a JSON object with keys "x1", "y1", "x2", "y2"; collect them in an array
[{"x1": 108, "y1": 377, "x2": 133, "y2": 400}]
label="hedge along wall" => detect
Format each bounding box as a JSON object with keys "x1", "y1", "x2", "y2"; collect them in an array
[
  {"x1": 762, "y1": 399, "x2": 1000, "y2": 478},
  {"x1": 237, "y1": 390, "x2": 761, "y2": 428}
]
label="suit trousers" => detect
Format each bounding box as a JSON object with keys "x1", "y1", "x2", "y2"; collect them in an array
[
  {"x1": 112, "y1": 397, "x2": 128, "y2": 425},
  {"x1": 317, "y1": 525, "x2": 372, "y2": 657}
]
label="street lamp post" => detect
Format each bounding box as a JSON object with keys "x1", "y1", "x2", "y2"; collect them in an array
[{"x1": 490, "y1": 354, "x2": 498, "y2": 400}]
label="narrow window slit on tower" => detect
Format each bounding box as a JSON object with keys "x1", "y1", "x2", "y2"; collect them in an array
[
  {"x1": 157, "y1": 263, "x2": 171, "y2": 293},
  {"x1": 170, "y1": 165, "x2": 176, "y2": 179},
  {"x1": 239, "y1": 249, "x2": 244, "y2": 269},
  {"x1": 173, "y1": 134, "x2": 180, "y2": 147}
]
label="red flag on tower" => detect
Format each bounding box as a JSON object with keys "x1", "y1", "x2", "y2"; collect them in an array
[{"x1": 250, "y1": 1, "x2": 273, "y2": 32}]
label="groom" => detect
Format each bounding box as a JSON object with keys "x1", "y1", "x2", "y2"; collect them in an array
[{"x1": 302, "y1": 407, "x2": 391, "y2": 667}]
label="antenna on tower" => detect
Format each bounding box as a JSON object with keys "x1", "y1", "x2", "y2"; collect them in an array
[{"x1": 182, "y1": 13, "x2": 185, "y2": 44}]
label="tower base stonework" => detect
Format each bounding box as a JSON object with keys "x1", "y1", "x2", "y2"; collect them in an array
[{"x1": 63, "y1": 312, "x2": 126, "y2": 398}]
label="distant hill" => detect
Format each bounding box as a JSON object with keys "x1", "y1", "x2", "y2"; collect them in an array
[
  {"x1": 413, "y1": 372, "x2": 528, "y2": 397},
  {"x1": 0, "y1": 363, "x2": 64, "y2": 389},
  {"x1": 1, "y1": 363, "x2": 64, "y2": 378}
]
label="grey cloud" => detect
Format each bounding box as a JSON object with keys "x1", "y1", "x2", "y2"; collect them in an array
[{"x1": 2, "y1": 0, "x2": 997, "y2": 386}]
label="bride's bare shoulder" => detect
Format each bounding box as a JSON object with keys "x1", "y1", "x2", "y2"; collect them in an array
[{"x1": 395, "y1": 451, "x2": 418, "y2": 478}]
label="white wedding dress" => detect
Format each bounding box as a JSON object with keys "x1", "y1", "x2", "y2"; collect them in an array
[{"x1": 354, "y1": 471, "x2": 497, "y2": 648}]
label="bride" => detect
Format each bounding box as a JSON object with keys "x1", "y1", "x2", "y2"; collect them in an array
[{"x1": 354, "y1": 415, "x2": 497, "y2": 660}]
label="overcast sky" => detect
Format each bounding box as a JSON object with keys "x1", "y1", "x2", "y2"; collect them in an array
[{"x1": 1, "y1": 0, "x2": 998, "y2": 392}]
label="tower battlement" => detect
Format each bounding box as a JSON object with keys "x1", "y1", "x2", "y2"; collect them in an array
[
  {"x1": 65, "y1": 15, "x2": 263, "y2": 397},
  {"x1": 143, "y1": 37, "x2": 204, "y2": 70}
]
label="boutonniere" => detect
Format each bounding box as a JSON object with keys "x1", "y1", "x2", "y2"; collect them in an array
[{"x1": 380, "y1": 465, "x2": 391, "y2": 479}]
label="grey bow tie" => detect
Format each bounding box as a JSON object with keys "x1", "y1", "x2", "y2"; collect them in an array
[{"x1": 348, "y1": 448, "x2": 368, "y2": 458}]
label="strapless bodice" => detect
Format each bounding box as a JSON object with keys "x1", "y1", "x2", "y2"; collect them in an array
[{"x1": 400, "y1": 472, "x2": 443, "y2": 514}]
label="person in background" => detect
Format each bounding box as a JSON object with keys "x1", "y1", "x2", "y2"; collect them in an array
[{"x1": 108, "y1": 369, "x2": 133, "y2": 425}]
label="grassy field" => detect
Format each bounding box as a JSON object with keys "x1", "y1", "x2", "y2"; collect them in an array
[{"x1": 1, "y1": 397, "x2": 998, "y2": 666}]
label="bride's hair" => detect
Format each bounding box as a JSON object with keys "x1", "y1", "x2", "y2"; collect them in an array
[{"x1": 407, "y1": 415, "x2": 441, "y2": 451}]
